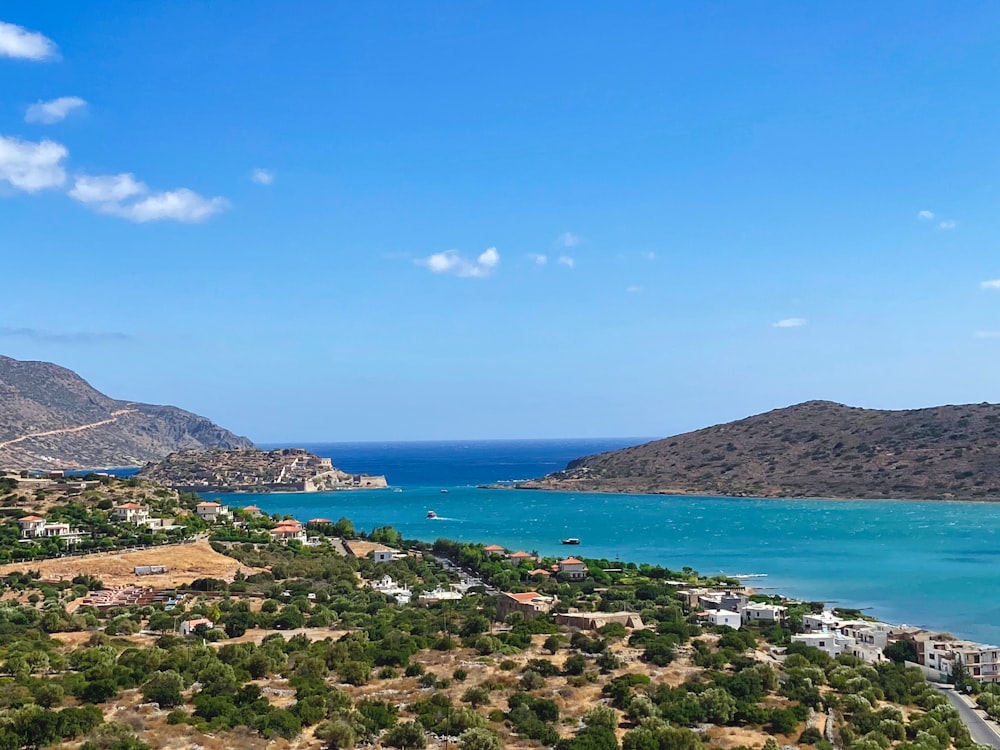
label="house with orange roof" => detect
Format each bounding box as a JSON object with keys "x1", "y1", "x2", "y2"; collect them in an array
[
  {"x1": 195, "y1": 501, "x2": 229, "y2": 523},
  {"x1": 558, "y1": 557, "x2": 587, "y2": 581},
  {"x1": 509, "y1": 551, "x2": 536, "y2": 563},
  {"x1": 483, "y1": 544, "x2": 506, "y2": 556},
  {"x1": 17, "y1": 515, "x2": 46, "y2": 538},
  {"x1": 241, "y1": 505, "x2": 263, "y2": 518},
  {"x1": 111, "y1": 502, "x2": 149, "y2": 525},
  {"x1": 269, "y1": 519, "x2": 306, "y2": 543},
  {"x1": 528, "y1": 568, "x2": 551, "y2": 578},
  {"x1": 496, "y1": 591, "x2": 556, "y2": 621},
  {"x1": 18, "y1": 515, "x2": 84, "y2": 543}
]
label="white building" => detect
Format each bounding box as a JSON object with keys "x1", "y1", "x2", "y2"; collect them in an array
[
  {"x1": 195, "y1": 502, "x2": 229, "y2": 523},
  {"x1": 742, "y1": 602, "x2": 787, "y2": 625},
  {"x1": 369, "y1": 575, "x2": 412, "y2": 605},
  {"x1": 792, "y1": 632, "x2": 849, "y2": 658},
  {"x1": 18, "y1": 515, "x2": 83, "y2": 543},
  {"x1": 803, "y1": 610, "x2": 842, "y2": 632},
  {"x1": 111, "y1": 502, "x2": 149, "y2": 524},
  {"x1": 705, "y1": 609, "x2": 742, "y2": 629},
  {"x1": 179, "y1": 618, "x2": 214, "y2": 637}
]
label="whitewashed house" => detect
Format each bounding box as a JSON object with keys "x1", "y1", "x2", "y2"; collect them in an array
[
  {"x1": 111, "y1": 502, "x2": 149, "y2": 524},
  {"x1": 195, "y1": 502, "x2": 229, "y2": 523},
  {"x1": 742, "y1": 602, "x2": 787, "y2": 626},
  {"x1": 705, "y1": 609, "x2": 742, "y2": 629}
]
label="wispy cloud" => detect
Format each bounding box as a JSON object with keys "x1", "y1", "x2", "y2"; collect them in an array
[
  {"x1": 641, "y1": 251, "x2": 656, "y2": 261},
  {"x1": 0, "y1": 135, "x2": 67, "y2": 192},
  {"x1": 918, "y1": 210, "x2": 935, "y2": 220},
  {"x1": 69, "y1": 172, "x2": 229, "y2": 223},
  {"x1": 0, "y1": 20, "x2": 58, "y2": 61},
  {"x1": 556, "y1": 231, "x2": 581, "y2": 248},
  {"x1": 626, "y1": 285, "x2": 643, "y2": 294},
  {"x1": 251, "y1": 168, "x2": 273, "y2": 185},
  {"x1": 528, "y1": 254, "x2": 548, "y2": 266},
  {"x1": 981, "y1": 280, "x2": 1000, "y2": 290},
  {"x1": 973, "y1": 331, "x2": 1000, "y2": 339},
  {"x1": 417, "y1": 247, "x2": 500, "y2": 278},
  {"x1": 557, "y1": 256, "x2": 575, "y2": 269},
  {"x1": 25, "y1": 96, "x2": 86, "y2": 124},
  {"x1": 939, "y1": 220, "x2": 957, "y2": 230},
  {"x1": 772, "y1": 317, "x2": 807, "y2": 328},
  {"x1": 0, "y1": 326, "x2": 131, "y2": 344}
]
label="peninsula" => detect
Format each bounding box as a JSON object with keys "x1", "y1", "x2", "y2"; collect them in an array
[
  {"x1": 138, "y1": 447, "x2": 388, "y2": 493},
  {"x1": 505, "y1": 400, "x2": 1000, "y2": 501},
  {"x1": 0, "y1": 355, "x2": 252, "y2": 470}
]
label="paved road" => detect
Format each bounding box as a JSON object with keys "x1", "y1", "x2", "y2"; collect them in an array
[{"x1": 934, "y1": 685, "x2": 1000, "y2": 749}]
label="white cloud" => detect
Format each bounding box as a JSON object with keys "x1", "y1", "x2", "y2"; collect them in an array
[
  {"x1": 24, "y1": 96, "x2": 86, "y2": 124},
  {"x1": 0, "y1": 135, "x2": 67, "y2": 191},
  {"x1": 557, "y1": 255, "x2": 575, "y2": 269},
  {"x1": 0, "y1": 20, "x2": 58, "y2": 61},
  {"x1": 918, "y1": 210, "x2": 935, "y2": 220},
  {"x1": 69, "y1": 172, "x2": 229, "y2": 223},
  {"x1": 251, "y1": 168, "x2": 273, "y2": 185},
  {"x1": 626, "y1": 285, "x2": 643, "y2": 294},
  {"x1": 642, "y1": 251, "x2": 656, "y2": 261},
  {"x1": 980, "y1": 280, "x2": 1000, "y2": 290},
  {"x1": 529, "y1": 254, "x2": 548, "y2": 265},
  {"x1": 939, "y1": 220, "x2": 957, "y2": 230},
  {"x1": 417, "y1": 247, "x2": 500, "y2": 278},
  {"x1": 772, "y1": 317, "x2": 807, "y2": 328},
  {"x1": 973, "y1": 331, "x2": 1000, "y2": 339},
  {"x1": 556, "y1": 231, "x2": 581, "y2": 248}
]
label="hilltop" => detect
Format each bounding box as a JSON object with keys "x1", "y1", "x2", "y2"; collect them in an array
[
  {"x1": 138, "y1": 447, "x2": 388, "y2": 492},
  {"x1": 510, "y1": 400, "x2": 1000, "y2": 500},
  {"x1": 0, "y1": 355, "x2": 252, "y2": 469}
]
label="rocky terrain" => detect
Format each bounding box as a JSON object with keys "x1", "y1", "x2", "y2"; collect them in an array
[
  {"x1": 138, "y1": 447, "x2": 388, "y2": 492},
  {"x1": 0, "y1": 355, "x2": 252, "y2": 469},
  {"x1": 511, "y1": 400, "x2": 1000, "y2": 500}
]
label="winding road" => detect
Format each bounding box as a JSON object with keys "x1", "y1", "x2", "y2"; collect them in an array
[
  {"x1": 0, "y1": 408, "x2": 136, "y2": 450},
  {"x1": 934, "y1": 684, "x2": 1000, "y2": 749}
]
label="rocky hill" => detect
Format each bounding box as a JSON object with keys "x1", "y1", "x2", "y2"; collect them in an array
[
  {"x1": 138, "y1": 447, "x2": 388, "y2": 492},
  {"x1": 512, "y1": 400, "x2": 1000, "y2": 500},
  {"x1": 0, "y1": 355, "x2": 253, "y2": 469}
]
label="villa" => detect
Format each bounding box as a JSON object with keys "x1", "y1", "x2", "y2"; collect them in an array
[
  {"x1": 558, "y1": 557, "x2": 587, "y2": 580},
  {"x1": 741, "y1": 602, "x2": 787, "y2": 625},
  {"x1": 269, "y1": 520, "x2": 307, "y2": 543},
  {"x1": 369, "y1": 575, "x2": 412, "y2": 605},
  {"x1": 17, "y1": 515, "x2": 84, "y2": 543},
  {"x1": 195, "y1": 501, "x2": 229, "y2": 523},
  {"x1": 704, "y1": 609, "x2": 742, "y2": 629},
  {"x1": 111, "y1": 502, "x2": 149, "y2": 524},
  {"x1": 496, "y1": 591, "x2": 555, "y2": 621}
]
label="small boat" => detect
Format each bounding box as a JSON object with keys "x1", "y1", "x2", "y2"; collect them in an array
[
  {"x1": 426, "y1": 510, "x2": 437, "y2": 519},
  {"x1": 561, "y1": 538, "x2": 581, "y2": 545},
  {"x1": 440, "y1": 489, "x2": 449, "y2": 494}
]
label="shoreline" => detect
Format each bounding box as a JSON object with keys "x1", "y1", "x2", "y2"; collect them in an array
[{"x1": 479, "y1": 482, "x2": 1000, "y2": 504}]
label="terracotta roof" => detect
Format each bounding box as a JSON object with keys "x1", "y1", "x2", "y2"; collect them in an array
[
  {"x1": 505, "y1": 591, "x2": 548, "y2": 603},
  {"x1": 308, "y1": 518, "x2": 332, "y2": 524},
  {"x1": 561, "y1": 557, "x2": 584, "y2": 565},
  {"x1": 19, "y1": 515, "x2": 45, "y2": 522},
  {"x1": 182, "y1": 618, "x2": 213, "y2": 627},
  {"x1": 483, "y1": 544, "x2": 506, "y2": 552},
  {"x1": 510, "y1": 551, "x2": 533, "y2": 558},
  {"x1": 528, "y1": 569, "x2": 551, "y2": 576},
  {"x1": 244, "y1": 505, "x2": 261, "y2": 511},
  {"x1": 196, "y1": 502, "x2": 221, "y2": 508}
]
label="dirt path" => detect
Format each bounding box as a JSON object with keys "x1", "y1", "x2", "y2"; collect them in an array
[{"x1": 0, "y1": 407, "x2": 136, "y2": 449}]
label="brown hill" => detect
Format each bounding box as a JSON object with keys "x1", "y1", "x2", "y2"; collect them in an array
[
  {"x1": 0, "y1": 355, "x2": 253, "y2": 469},
  {"x1": 513, "y1": 400, "x2": 1000, "y2": 500}
]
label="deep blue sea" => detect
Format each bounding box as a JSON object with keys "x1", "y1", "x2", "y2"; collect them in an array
[{"x1": 200, "y1": 438, "x2": 1000, "y2": 645}]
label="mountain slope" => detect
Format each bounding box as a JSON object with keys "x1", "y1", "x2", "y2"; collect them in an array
[
  {"x1": 514, "y1": 400, "x2": 1000, "y2": 500},
  {"x1": 0, "y1": 355, "x2": 253, "y2": 469}
]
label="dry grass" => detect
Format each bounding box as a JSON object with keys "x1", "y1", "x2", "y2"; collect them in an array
[{"x1": 0, "y1": 540, "x2": 262, "y2": 587}]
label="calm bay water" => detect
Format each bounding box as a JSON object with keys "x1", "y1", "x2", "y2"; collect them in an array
[{"x1": 204, "y1": 439, "x2": 1000, "y2": 645}]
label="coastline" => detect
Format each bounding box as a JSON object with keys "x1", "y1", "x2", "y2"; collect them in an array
[{"x1": 479, "y1": 482, "x2": 1000, "y2": 504}]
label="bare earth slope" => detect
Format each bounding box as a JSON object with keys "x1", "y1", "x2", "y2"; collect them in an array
[
  {"x1": 0, "y1": 355, "x2": 253, "y2": 469},
  {"x1": 514, "y1": 400, "x2": 1000, "y2": 500}
]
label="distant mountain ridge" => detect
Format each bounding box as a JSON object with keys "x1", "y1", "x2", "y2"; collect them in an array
[
  {"x1": 512, "y1": 400, "x2": 1000, "y2": 501},
  {"x1": 0, "y1": 355, "x2": 253, "y2": 469}
]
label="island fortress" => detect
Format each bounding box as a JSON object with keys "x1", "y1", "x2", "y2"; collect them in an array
[{"x1": 137, "y1": 447, "x2": 388, "y2": 493}]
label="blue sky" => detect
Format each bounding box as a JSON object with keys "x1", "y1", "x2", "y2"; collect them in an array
[{"x1": 2, "y1": 2, "x2": 1000, "y2": 442}]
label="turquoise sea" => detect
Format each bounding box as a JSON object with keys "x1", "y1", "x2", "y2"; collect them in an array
[{"x1": 202, "y1": 439, "x2": 1000, "y2": 645}]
